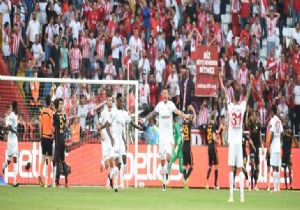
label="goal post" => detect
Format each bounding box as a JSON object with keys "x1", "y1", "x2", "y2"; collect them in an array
[{"x1": 0, "y1": 75, "x2": 139, "y2": 188}]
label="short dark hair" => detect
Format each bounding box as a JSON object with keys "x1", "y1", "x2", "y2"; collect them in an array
[
  {"x1": 107, "y1": 92, "x2": 113, "y2": 98},
  {"x1": 12, "y1": 101, "x2": 18, "y2": 113},
  {"x1": 54, "y1": 98, "x2": 63, "y2": 110},
  {"x1": 271, "y1": 104, "x2": 277, "y2": 115},
  {"x1": 234, "y1": 89, "x2": 240, "y2": 102},
  {"x1": 117, "y1": 93, "x2": 123, "y2": 100},
  {"x1": 45, "y1": 95, "x2": 51, "y2": 106}
]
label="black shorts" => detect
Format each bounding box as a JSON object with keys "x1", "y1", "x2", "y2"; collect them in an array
[
  {"x1": 250, "y1": 147, "x2": 260, "y2": 165},
  {"x1": 41, "y1": 137, "x2": 53, "y2": 156},
  {"x1": 208, "y1": 146, "x2": 218, "y2": 166},
  {"x1": 266, "y1": 152, "x2": 270, "y2": 167},
  {"x1": 54, "y1": 143, "x2": 65, "y2": 162},
  {"x1": 282, "y1": 151, "x2": 291, "y2": 167},
  {"x1": 242, "y1": 147, "x2": 247, "y2": 159},
  {"x1": 183, "y1": 143, "x2": 193, "y2": 166}
]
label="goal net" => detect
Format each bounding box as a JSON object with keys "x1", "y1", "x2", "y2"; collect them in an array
[{"x1": 0, "y1": 75, "x2": 139, "y2": 187}]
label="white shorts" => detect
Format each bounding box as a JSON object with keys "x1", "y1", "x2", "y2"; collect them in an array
[
  {"x1": 102, "y1": 140, "x2": 113, "y2": 162},
  {"x1": 270, "y1": 152, "x2": 281, "y2": 167},
  {"x1": 159, "y1": 140, "x2": 172, "y2": 160},
  {"x1": 228, "y1": 143, "x2": 243, "y2": 168},
  {"x1": 7, "y1": 137, "x2": 18, "y2": 159}
]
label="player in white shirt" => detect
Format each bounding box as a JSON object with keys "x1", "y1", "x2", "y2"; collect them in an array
[
  {"x1": 106, "y1": 93, "x2": 142, "y2": 192},
  {"x1": 97, "y1": 94, "x2": 116, "y2": 189},
  {"x1": 268, "y1": 105, "x2": 283, "y2": 193},
  {"x1": 219, "y1": 73, "x2": 252, "y2": 202},
  {"x1": 140, "y1": 87, "x2": 189, "y2": 191},
  {"x1": 1, "y1": 102, "x2": 20, "y2": 187}
]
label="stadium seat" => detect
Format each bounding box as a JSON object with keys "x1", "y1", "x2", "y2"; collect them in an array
[
  {"x1": 252, "y1": 5, "x2": 259, "y2": 14},
  {"x1": 275, "y1": 28, "x2": 279, "y2": 36},
  {"x1": 226, "y1": 4, "x2": 231, "y2": 13},
  {"x1": 260, "y1": 47, "x2": 267, "y2": 59},
  {"x1": 283, "y1": 27, "x2": 290, "y2": 37},
  {"x1": 262, "y1": 39, "x2": 267, "y2": 47},
  {"x1": 221, "y1": 14, "x2": 231, "y2": 24},
  {"x1": 222, "y1": 24, "x2": 228, "y2": 34},
  {"x1": 287, "y1": 18, "x2": 293, "y2": 27}
]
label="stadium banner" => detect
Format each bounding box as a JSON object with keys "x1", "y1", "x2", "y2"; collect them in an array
[
  {"x1": 195, "y1": 45, "x2": 219, "y2": 97},
  {"x1": 1, "y1": 141, "x2": 300, "y2": 189}
]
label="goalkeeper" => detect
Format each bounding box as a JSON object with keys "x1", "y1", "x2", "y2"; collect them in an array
[{"x1": 167, "y1": 114, "x2": 184, "y2": 177}]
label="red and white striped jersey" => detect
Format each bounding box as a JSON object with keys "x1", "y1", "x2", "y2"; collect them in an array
[
  {"x1": 10, "y1": 32, "x2": 23, "y2": 56},
  {"x1": 259, "y1": 107, "x2": 267, "y2": 128},
  {"x1": 266, "y1": 56, "x2": 278, "y2": 74},
  {"x1": 198, "y1": 107, "x2": 209, "y2": 126},
  {"x1": 231, "y1": 0, "x2": 240, "y2": 13},
  {"x1": 238, "y1": 68, "x2": 248, "y2": 85},
  {"x1": 80, "y1": 36, "x2": 91, "y2": 59},
  {"x1": 69, "y1": 47, "x2": 82, "y2": 71},
  {"x1": 96, "y1": 40, "x2": 105, "y2": 60},
  {"x1": 266, "y1": 17, "x2": 278, "y2": 39}
]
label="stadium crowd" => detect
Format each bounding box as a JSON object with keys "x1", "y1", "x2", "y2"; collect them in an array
[{"x1": 0, "y1": 0, "x2": 300, "y2": 146}]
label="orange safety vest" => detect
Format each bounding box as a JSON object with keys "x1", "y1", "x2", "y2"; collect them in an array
[{"x1": 71, "y1": 123, "x2": 80, "y2": 143}]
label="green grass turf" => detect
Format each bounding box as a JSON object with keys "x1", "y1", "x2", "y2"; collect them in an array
[{"x1": 0, "y1": 186, "x2": 299, "y2": 210}]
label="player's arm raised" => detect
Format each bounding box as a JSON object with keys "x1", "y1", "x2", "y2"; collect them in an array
[
  {"x1": 188, "y1": 105, "x2": 197, "y2": 124},
  {"x1": 245, "y1": 74, "x2": 253, "y2": 103},
  {"x1": 219, "y1": 72, "x2": 229, "y2": 104}
]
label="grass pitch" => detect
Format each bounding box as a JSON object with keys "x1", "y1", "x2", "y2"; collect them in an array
[{"x1": 0, "y1": 186, "x2": 299, "y2": 210}]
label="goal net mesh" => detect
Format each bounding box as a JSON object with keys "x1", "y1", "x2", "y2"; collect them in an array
[{"x1": 0, "y1": 75, "x2": 138, "y2": 187}]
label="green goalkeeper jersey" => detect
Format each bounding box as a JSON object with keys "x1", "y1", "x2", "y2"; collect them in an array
[{"x1": 173, "y1": 122, "x2": 183, "y2": 151}]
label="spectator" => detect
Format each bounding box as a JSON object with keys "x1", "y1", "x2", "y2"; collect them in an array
[
  {"x1": 139, "y1": 73, "x2": 150, "y2": 108},
  {"x1": 292, "y1": 22, "x2": 300, "y2": 45},
  {"x1": 49, "y1": 35, "x2": 60, "y2": 78},
  {"x1": 69, "y1": 38, "x2": 82, "y2": 79},
  {"x1": 229, "y1": 52, "x2": 239, "y2": 80},
  {"x1": 60, "y1": 38, "x2": 69, "y2": 77},
  {"x1": 26, "y1": 10, "x2": 40, "y2": 46},
  {"x1": 111, "y1": 28, "x2": 122, "y2": 78},
  {"x1": 240, "y1": 0, "x2": 250, "y2": 29},
  {"x1": 10, "y1": 24, "x2": 24, "y2": 76},
  {"x1": 171, "y1": 30, "x2": 184, "y2": 63},
  {"x1": 104, "y1": 56, "x2": 116, "y2": 80},
  {"x1": 70, "y1": 12, "x2": 81, "y2": 40},
  {"x1": 154, "y1": 50, "x2": 166, "y2": 101},
  {"x1": 149, "y1": 73, "x2": 158, "y2": 107},
  {"x1": 31, "y1": 35, "x2": 43, "y2": 69},
  {"x1": 167, "y1": 64, "x2": 180, "y2": 107},
  {"x1": 278, "y1": 96, "x2": 289, "y2": 120},
  {"x1": 44, "y1": 16, "x2": 55, "y2": 62},
  {"x1": 80, "y1": 28, "x2": 91, "y2": 78},
  {"x1": 1, "y1": 0, "x2": 11, "y2": 26},
  {"x1": 138, "y1": 50, "x2": 150, "y2": 80},
  {"x1": 265, "y1": 8, "x2": 280, "y2": 57},
  {"x1": 292, "y1": 0, "x2": 300, "y2": 25},
  {"x1": 129, "y1": 28, "x2": 143, "y2": 80},
  {"x1": 180, "y1": 67, "x2": 194, "y2": 111}
]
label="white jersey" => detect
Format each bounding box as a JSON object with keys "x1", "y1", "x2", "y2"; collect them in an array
[
  {"x1": 269, "y1": 115, "x2": 283, "y2": 153},
  {"x1": 7, "y1": 111, "x2": 18, "y2": 140},
  {"x1": 99, "y1": 106, "x2": 116, "y2": 143},
  {"x1": 227, "y1": 101, "x2": 247, "y2": 145},
  {"x1": 110, "y1": 108, "x2": 131, "y2": 143},
  {"x1": 155, "y1": 101, "x2": 176, "y2": 142}
]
